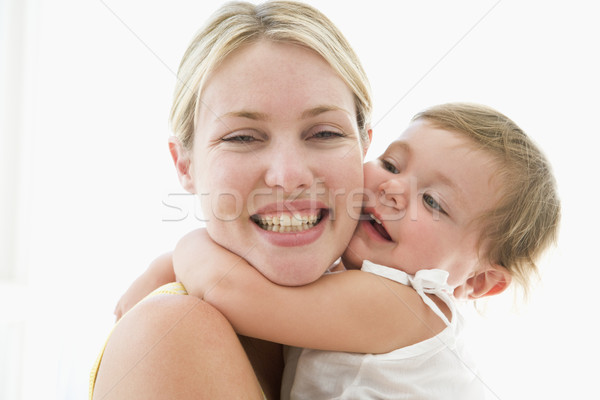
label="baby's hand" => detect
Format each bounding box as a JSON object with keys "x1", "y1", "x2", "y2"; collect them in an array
[
  {"x1": 173, "y1": 228, "x2": 224, "y2": 298},
  {"x1": 113, "y1": 252, "x2": 175, "y2": 320}
]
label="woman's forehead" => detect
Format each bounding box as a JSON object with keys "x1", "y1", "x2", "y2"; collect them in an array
[{"x1": 197, "y1": 40, "x2": 356, "y2": 122}]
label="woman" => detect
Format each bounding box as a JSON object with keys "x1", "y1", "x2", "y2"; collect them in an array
[{"x1": 91, "y1": 1, "x2": 372, "y2": 399}]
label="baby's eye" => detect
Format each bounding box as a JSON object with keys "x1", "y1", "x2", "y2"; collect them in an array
[
  {"x1": 380, "y1": 159, "x2": 399, "y2": 174},
  {"x1": 423, "y1": 193, "x2": 447, "y2": 215}
]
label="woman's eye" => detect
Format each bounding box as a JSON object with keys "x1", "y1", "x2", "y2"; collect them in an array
[
  {"x1": 423, "y1": 193, "x2": 446, "y2": 215},
  {"x1": 311, "y1": 130, "x2": 345, "y2": 139},
  {"x1": 381, "y1": 159, "x2": 399, "y2": 174},
  {"x1": 221, "y1": 134, "x2": 257, "y2": 143}
]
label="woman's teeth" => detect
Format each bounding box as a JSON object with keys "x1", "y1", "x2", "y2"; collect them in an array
[{"x1": 253, "y1": 213, "x2": 321, "y2": 233}]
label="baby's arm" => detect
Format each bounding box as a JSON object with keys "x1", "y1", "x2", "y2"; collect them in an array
[
  {"x1": 114, "y1": 252, "x2": 175, "y2": 320},
  {"x1": 174, "y1": 229, "x2": 444, "y2": 354}
]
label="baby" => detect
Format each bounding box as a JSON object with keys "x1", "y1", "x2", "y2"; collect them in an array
[{"x1": 172, "y1": 102, "x2": 560, "y2": 399}]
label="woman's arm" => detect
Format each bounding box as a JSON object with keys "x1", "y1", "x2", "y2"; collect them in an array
[
  {"x1": 174, "y1": 229, "x2": 446, "y2": 354},
  {"x1": 114, "y1": 252, "x2": 176, "y2": 320}
]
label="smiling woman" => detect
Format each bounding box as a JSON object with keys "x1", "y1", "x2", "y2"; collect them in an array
[
  {"x1": 91, "y1": 2, "x2": 372, "y2": 399},
  {"x1": 170, "y1": 39, "x2": 367, "y2": 285}
]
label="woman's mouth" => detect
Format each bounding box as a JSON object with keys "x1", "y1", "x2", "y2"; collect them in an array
[
  {"x1": 368, "y1": 213, "x2": 392, "y2": 241},
  {"x1": 251, "y1": 210, "x2": 325, "y2": 233}
]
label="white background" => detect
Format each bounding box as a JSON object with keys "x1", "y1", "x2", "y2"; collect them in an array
[{"x1": 0, "y1": 0, "x2": 598, "y2": 399}]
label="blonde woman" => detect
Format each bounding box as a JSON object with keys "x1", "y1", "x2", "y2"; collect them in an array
[{"x1": 92, "y1": 2, "x2": 372, "y2": 399}]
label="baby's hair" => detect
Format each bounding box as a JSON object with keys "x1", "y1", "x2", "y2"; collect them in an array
[
  {"x1": 170, "y1": 0, "x2": 372, "y2": 150},
  {"x1": 413, "y1": 103, "x2": 560, "y2": 295}
]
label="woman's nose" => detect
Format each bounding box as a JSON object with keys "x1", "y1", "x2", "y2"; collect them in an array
[{"x1": 264, "y1": 143, "x2": 314, "y2": 193}]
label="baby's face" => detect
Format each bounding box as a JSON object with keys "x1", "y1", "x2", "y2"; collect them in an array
[{"x1": 343, "y1": 119, "x2": 502, "y2": 287}]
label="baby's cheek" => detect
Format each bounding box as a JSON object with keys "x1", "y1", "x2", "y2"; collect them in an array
[{"x1": 406, "y1": 222, "x2": 446, "y2": 260}]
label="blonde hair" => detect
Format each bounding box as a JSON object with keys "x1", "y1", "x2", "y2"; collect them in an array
[
  {"x1": 413, "y1": 103, "x2": 561, "y2": 294},
  {"x1": 170, "y1": 1, "x2": 372, "y2": 149}
]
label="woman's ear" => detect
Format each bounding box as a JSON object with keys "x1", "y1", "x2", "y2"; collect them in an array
[
  {"x1": 363, "y1": 127, "x2": 373, "y2": 157},
  {"x1": 168, "y1": 136, "x2": 196, "y2": 193},
  {"x1": 466, "y1": 265, "x2": 512, "y2": 299}
]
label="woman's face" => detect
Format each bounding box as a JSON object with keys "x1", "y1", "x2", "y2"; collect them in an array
[{"x1": 181, "y1": 40, "x2": 367, "y2": 285}]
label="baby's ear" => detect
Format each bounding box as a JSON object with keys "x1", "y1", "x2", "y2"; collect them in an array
[
  {"x1": 466, "y1": 264, "x2": 512, "y2": 299},
  {"x1": 168, "y1": 136, "x2": 196, "y2": 194},
  {"x1": 454, "y1": 264, "x2": 512, "y2": 299}
]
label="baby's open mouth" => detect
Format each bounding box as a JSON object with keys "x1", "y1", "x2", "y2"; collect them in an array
[
  {"x1": 251, "y1": 210, "x2": 325, "y2": 233},
  {"x1": 369, "y1": 213, "x2": 392, "y2": 241}
]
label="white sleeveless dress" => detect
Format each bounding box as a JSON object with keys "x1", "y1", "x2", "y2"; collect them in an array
[{"x1": 280, "y1": 260, "x2": 486, "y2": 400}]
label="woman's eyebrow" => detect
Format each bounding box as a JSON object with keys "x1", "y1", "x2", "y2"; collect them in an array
[
  {"x1": 300, "y1": 105, "x2": 350, "y2": 119},
  {"x1": 218, "y1": 110, "x2": 270, "y2": 121},
  {"x1": 216, "y1": 105, "x2": 348, "y2": 122}
]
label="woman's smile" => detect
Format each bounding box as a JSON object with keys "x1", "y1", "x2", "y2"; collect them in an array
[
  {"x1": 251, "y1": 209, "x2": 329, "y2": 247},
  {"x1": 249, "y1": 200, "x2": 329, "y2": 247},
  {"x1": 251, "y1": 211, "x2": 324, "y2": 233}
]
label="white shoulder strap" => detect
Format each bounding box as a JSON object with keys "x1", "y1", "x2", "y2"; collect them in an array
[{"x1": 362, "y1": 260, "x2": 454, "y2": 326}]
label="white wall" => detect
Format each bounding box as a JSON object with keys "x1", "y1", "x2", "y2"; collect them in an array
[{"x1": 1, "y1": 0, "x2": 597, "y2": 398}]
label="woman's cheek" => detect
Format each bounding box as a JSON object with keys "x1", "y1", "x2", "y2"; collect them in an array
[
  {"x1": 208, "y1": 190, "x2": 245, "y2": 222},
  {"x1": 200, "y1": 155, "x2": 256, "y2": 221},
  {"x1": 334, "y1": 153, "x2": 365, "y2": 205}
]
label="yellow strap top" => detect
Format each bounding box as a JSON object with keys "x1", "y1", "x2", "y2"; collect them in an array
[{"x1": 88, "y1": 282, "x2": 188, "y2": 399}]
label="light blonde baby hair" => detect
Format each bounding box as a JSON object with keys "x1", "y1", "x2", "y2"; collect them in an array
[
  {"x1": 413, "y1": 103, "x2": 560, "y2": 294},
  {"x1": 170, "y1": 0, "x2": 372, "y2": 149}
]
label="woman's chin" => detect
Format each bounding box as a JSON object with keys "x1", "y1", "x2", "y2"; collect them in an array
[{"x1": 256, "y1": 261, "x2": 327, "y2": 287}]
